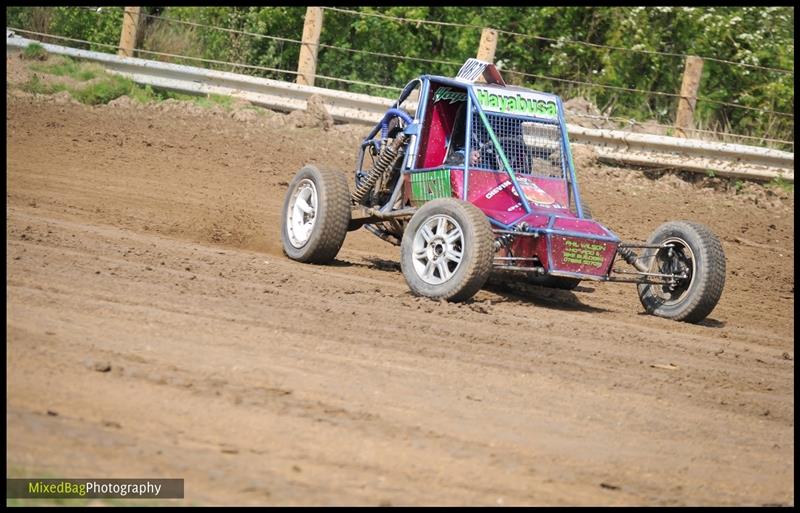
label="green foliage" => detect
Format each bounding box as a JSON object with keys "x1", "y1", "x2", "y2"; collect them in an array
[
  {"x1": 139, "y1": 18, "x2": 204, "y2": 66},
  {"x1": 19, "y1": 74, "x2": 43, "y2": 94},
  {"x1": 127, "y1": 83, "x2": 158, "y2": 103},
  {"x1": 20, "y1": 74, "x2": 67, "y2": 95},
  {"x1": 121, "y1": 83, "x2": 236, "y2": 110},
  {"x1": 21, "y1": 54, "x2": 243, "y2": 109},
  {"x1": 192, "y1": 93, "x2": 235, "y2": 109},
  {"x1": 21, "y1": 42, "x2": 48, "y2": 60},
  {"x1": 49, "y1": 6, "x2": 123, "y2": 52},
  {"x1": 71, "y1": 74, "x2": 133, "y2": 104},
  {"x1": 30, "y1": 56, "x2": 101, "y2": 81},
  {"x1": 7, "y1": 6, "x2": 122, "y2": 52},
  {"x1": 19, "y1": 63, "x2": 129, "y2": 104},
  {"x1": 5, "y1": 6, "x2": 794, "y2": 144},
  {"x1": 768, "y1": 176, "x2": 794, "y2": 193},
  {"x1": 126, "y1": 83, "x2": 196, "y2": 104}
]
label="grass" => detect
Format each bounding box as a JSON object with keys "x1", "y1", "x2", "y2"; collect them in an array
[
  {"x1": 73, "y1": 74, "x2": 137, "y2": 105},
  {"x1": 768, "y1": 176, "x2": 794, "y2": 193},
  {"x1": 21, "y1": 42, "x2": 48, "y2": 61},
  {"x1": 193, "y1": 93, "x2": 234, "y2": 110},
  {"x1": 126, "y1": 84, "x2": 235, "y2": 109},
  {"x1": 20, "y1": 74, "x2": 68, "y2": 96},
  {"x1": 30, "y1": 56, "x2": 102, "y2": 82},
  {"x1": 19, "y1": 55, "x2": 240, "y2": 110},
  {"x1": 21, "y1": 72, "x2": 134, "y2": 106},
  {"x1": 127, "y1": 83, "x2": 189, "y2": 104},
  {"x1": 21, "y1": 56, "x2": 130, "y2": 104}
]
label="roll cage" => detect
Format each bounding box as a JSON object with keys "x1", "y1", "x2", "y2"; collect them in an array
[{"x1": 355, "y1": 69, "x2": 589, "y2": 226}]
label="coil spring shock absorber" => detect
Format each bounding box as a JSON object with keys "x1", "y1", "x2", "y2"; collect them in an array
[
  {"x1": 493, "y1": 222, "x2": 529, "y2": 252},
  {"x1": 617, "y1": 246, "x2": 637, "y2": 265},
  {"x1": 617, "y1": 246, "x2": 650, "y2": 273},
  {"x1": 494, "y1": 232, "x2": 516, "y2": 251},
  {"x1": 352, "y1": 134, "x2": 407, "y2": 205}
]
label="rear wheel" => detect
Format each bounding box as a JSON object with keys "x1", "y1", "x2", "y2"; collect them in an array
[
  {"x1": 281, "y1": 165, "x2": 351, "y2": 264},
  {"x1": 400, "y1": 199, "x2": 494, "y2": 302},
  {"x1": 637, "y1": 221, "x2": 726, "y2": 323}
]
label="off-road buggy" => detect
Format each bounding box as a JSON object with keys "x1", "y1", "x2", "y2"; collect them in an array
[{"x1": 281, "y1": 59, "x2": 725, "y2": 323}]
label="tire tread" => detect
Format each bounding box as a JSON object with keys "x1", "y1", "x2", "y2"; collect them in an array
[
  {"x1": 281, "y1": 165, "x2": 351, "y2": 264},
  {"x1": 400, "y1": 199, "x2": 494, "y2": 302},
  {"x1": 638, "y1": 221, "x2": 726, "y2": 323}
]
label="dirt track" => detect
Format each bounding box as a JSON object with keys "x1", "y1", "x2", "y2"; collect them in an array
[{"x1": 6, "y1": 91, "x2": 794, "y2": 505}]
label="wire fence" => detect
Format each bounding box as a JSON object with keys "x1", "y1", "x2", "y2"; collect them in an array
[
  {"x1": 323, "y1": 6, "x2": 795, "y2": 75},
  {"x1": 56, "y1": 9, "x2": 800, "y2": 99},
  {"x1": 6, "y1": 6, "x2": 794, "y2": 151},
  {"x1": 502, "y1": 69, "x2": 793, "y2": 118},
  {"x1": 8, "y1": 27, "x2": 404, "y2": 92},
  {"x1": 140, "y1": 11, "x2": 468, "y2": 69},
  {"x1": 134, "y1": 11, "x2": 794, "y2": 118},
  {"x1": 560, "y1": 111, "x2": 794, "y2": 147}
]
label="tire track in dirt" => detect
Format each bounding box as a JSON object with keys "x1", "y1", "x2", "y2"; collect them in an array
[{"x1": 6, "y1": 96, "x2": 794, "y2": 505}]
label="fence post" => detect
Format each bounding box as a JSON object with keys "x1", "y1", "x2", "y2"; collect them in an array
[
  {"x1": 476, "y1": 28, "x2": 498, "y2": 63},
  {"x1": 675, "y1": 55, "x2": 704, "y2": 138},
  {"x1": 118, "y1": 7, "x2": 141, "y2": 58},
  {"x1": 297, "y1": 7, "x2": 324, "y2": 86}
]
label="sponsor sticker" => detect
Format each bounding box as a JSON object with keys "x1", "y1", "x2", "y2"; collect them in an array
[
  {"x1": 475, "y1": 87, "x2": 558, "y2": 118},
  {"x1": 561, "y1": 239, "x2": 606, "y2": 268},
  {"x1": 486, "y1": 177, "x2": 562, "y2": 208},
  {"x1": 433, "y1": 86, "x2": 467, "y2": 104}
]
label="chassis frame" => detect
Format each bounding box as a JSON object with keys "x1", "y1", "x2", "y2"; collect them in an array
[{"x1": 348, "y1": 60, "x2": 682, "y2": 288}]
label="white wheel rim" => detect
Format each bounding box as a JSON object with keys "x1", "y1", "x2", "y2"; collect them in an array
[
  {"x1": 412, "y1": 214, "x2": 464, "y2": 285},
  {"x1": 286, "y1": 179, "x2": 318, "y2": 248}
]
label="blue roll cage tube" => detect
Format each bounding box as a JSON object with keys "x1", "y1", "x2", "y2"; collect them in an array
[{"x1": 357, "y1": 76, "x2": 607, "y2": 237}]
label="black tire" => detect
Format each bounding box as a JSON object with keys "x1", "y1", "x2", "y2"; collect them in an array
[
  {"x1": 637, "y1": 221, "x2": 726, "y2": 323},
  {"x1": 281, "y1": 165, "x2": 351, "y2": 264},
  {"x1": 400, "y1": 198, "x2": 494, "y2": 302},
  {"x1": 527, "y1": 274, "x2": 581, "y2": 290}
]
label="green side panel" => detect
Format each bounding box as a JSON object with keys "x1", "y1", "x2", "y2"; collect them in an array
[{"x1": 410, "y1": 169, "x2": 451, "y2": 207}]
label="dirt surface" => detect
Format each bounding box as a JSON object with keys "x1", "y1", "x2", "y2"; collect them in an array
[{"x1": 6, "y1": 83, "x2": 794, "y2": 505}]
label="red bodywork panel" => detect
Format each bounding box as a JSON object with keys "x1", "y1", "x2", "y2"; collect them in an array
[
  {"x1": 451, "y1": 169, "x2": 570, "y2": 221},
  {"x1": 417, "y1": 84, "x2": 463, "y2": 169},
  {"x1": 405, "y1": 82, "x2": 618, "y2": 279},
  {"x1": 450, "y1": 168, "x2": 618, "y2": 277}
]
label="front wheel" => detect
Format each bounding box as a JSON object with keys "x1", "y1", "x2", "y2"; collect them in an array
[
  {"x1": 281, "y1": 165, "x2": 351, "y2": 264},
  {"x1": 400, "y1": 199, "x2": 494, "y2": 302},
  {"x1": 637, "y1": 221, "x2": 726, "y2": 323}
]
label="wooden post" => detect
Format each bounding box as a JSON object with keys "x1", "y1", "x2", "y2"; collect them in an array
[
  {"x1": 675, "y1": 55, "x2": 704, "y2": 138},
  {"x1": 476, "y1": 28, "x2": 498, "y2": 63},
  {"x1": 297, "y1": 7, "x2": 324, "y2": 86},
  {"x1": 118, "y1": 7, "x2": 141, "y2": 58}
]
